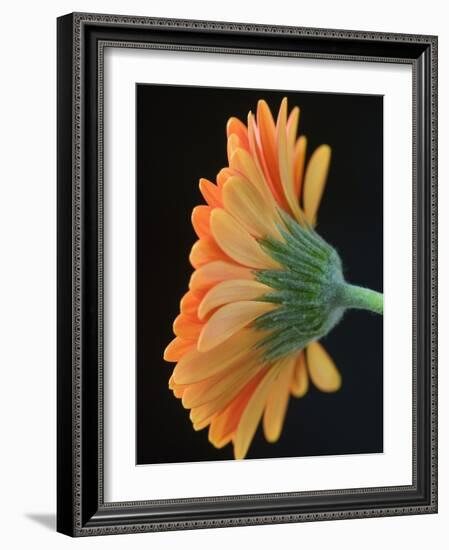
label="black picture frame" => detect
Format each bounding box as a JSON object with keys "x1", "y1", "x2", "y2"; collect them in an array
[{"x1": 57, "y1": 12, "x2": 438, "y2": 537}]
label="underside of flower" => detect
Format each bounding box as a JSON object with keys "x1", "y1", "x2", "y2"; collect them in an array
[
  {"x1": 163, "y1": 97, "x2": 383, "y2": 460},
  {"x1": 255, "y1": 212, "x2": 345, "y2": 361}
]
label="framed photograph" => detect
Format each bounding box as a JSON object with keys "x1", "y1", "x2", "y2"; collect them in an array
[{"x1": 57, "y1": 12, "x2": 438, "y2": 536}]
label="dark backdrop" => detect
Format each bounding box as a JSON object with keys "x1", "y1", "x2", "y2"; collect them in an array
[{"x1": 136, "y1": 84, "x2": 383, "y2": 464}]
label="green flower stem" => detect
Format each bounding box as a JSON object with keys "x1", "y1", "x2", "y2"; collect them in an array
[{"x1": 339, "y1": 283, "x2": 384, "y2": 315}]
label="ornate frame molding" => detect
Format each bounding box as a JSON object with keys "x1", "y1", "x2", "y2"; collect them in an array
[{"x1": 57, "y1": 12, "x2": 437, "y2": 537}]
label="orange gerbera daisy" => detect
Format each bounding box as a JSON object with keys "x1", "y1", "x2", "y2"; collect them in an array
[{"x1": 164, "y1": 97, "x2": 383, "y2": 460}]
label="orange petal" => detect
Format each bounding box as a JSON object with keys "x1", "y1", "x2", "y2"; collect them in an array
[
  {"x1": 198, "y1": 279, "x2": 270, "y2": 320},
  {"x1": 216, "y1": 167, "x2": 238, "y2": 188},
  {"x1": 257, "y1": 99, "x2": 285, "y2": 207},
  {"x1": 190, "y1": 404, "x2": 219, "y2": 429},
  {"x1": 192, "y1": 416, "x2": 215, "y2": 431},
  {"x1": 229, "y1": 147, "x2": 275, "y2": 208},
  {"x1": 263, "y1": 356, "x2": 295, "y2": 442},
  {"x1": 173, "y1": 313, "x2": 203, "y2": 340},
  {"x1": 210, "y1": 209, "x2": 280, "y2": 269},
  {"x1": 189, "y1": 260, "x2": 253, "y2": 293},
  {"x1": 257, "y1": 100, "x2": 278, "y2": 171},
  {"x1": 291, "y1": 351, "x2": 309, "y2": 397},
  {"x1": 208, "y1": 369, "x2": 266, "y2": 448},
  {"x1": 233, "y1": 366, "x2": 279, "y2": 459},
  {"x1": 169, "y1": 374, "x2": 187, "y2": 398},
  {"x1": 307, "y1": 341, "x2": 341, "y2": 392},
  {"x1": 197, "y1": 300, "x2": 277, "y2": 352},
  {"x1": 180, "y1": 290, "x2": 203, "y2": 317},
  {"x1": 247, "y1": 111, "x2": 277, "y2": 200},
  {"x1": 276, "y1": 98, "x2": 304, "y2": 222},
  {"x1": 182, "y1": 373, "x2": 226, "y2": 410},
  {"x1": 172, "y1": 328, "x2": 262, "y2": 384},
  {"x1": 164, "y1": 337, "x2": 195, "y2": 362},
  {"x1": 199, "y1": 178, "x2": 222, "y2": 208},
  {"x1": 303, "y1": 145, "x2": 331, "y2": 225},
  {"x1": 227, "y1": 133, "x2": 242, "y2": 163},
  {"x1": 209, "y1": 419, "x2": 234, "y2": 448},
  {"x1": 287, "y1": 106, "x2": 300, "y2": 154},
  {"x1": 222, "y1": 175, "x2": 282, "y2": 239},
  {"x1": 189, "y1": 238, "x2": 229, "y2": 268},
  {"x1": 191, "y1": 205, "x2": 212, "y2": 239},
  {"x1": 294, "y1": 136, "x2": 307, "y2": 198},
  {"x1": 182, "y1": 360, "x2": 257, "y2": 409},
  {"x1": 190, "y1": 363, "x2": 263, "y2": 427},
  {"x1": 226, "y1": 116, "x2": 249, "y2": 150}
]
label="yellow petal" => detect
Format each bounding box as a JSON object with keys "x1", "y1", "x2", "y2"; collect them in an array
[
  {"x1": 172, "y1": 329, "x2": 261, "y2": 384},
  {"x1": 189, "y1": 261, "x2": 253, "y2": 292},
  {"x1": 198, "y1": 279, "x2": 271, "y2": 320},
  {"x1": 233, "y1": 366, "x2": 279, "y2": 459},
  {"x1": 222, "y1": 176, "x2": 281, "y2": 239},
  {"x1": 291, "y1": 351, "x2": 309, "y2": 397},
  {"x1": 303, "y1": 145, "x2": 331, "y2": 225},
  {"x1": 263, "y1": 356, "x2": 295, "y2": 442},
  {"x1": 277, "y1": 98, "x2": 304, "y2": 222},
  {"x1": 210, "y1": 209, "x2": 279, "y2": 269},
  {"x1": 307, "y1": 341, "x2": 341, "y2": 392},
  {"x1": 197, "y1": 300, "x2": 277, "y2": 352}
]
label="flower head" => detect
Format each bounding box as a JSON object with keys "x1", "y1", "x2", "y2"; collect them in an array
[{"x1": 164, "y1": 98, "x2": 383, "y2": 459}]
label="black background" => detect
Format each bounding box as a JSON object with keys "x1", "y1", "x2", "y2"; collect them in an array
[{"x1": 136, "y1": 84, "x2": 383, "y2": 465}]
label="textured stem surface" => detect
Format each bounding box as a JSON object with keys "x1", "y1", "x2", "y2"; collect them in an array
[{"x1": 340, "y1": 284, "x2": 383, "y2": 315}]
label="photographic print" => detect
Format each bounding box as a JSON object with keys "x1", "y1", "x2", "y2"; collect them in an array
[{"x1": 136, "y1": 84, "x2": 383, "y2": 465}]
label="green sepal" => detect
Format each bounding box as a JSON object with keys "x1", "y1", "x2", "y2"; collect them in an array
[{"x1": 253, "y1": 211, "x2": 382, "y2": 361}]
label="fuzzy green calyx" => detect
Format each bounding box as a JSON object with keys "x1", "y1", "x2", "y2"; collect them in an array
[{"x1": 254, "y1": 212, "x2": 383, "y2": 361}]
